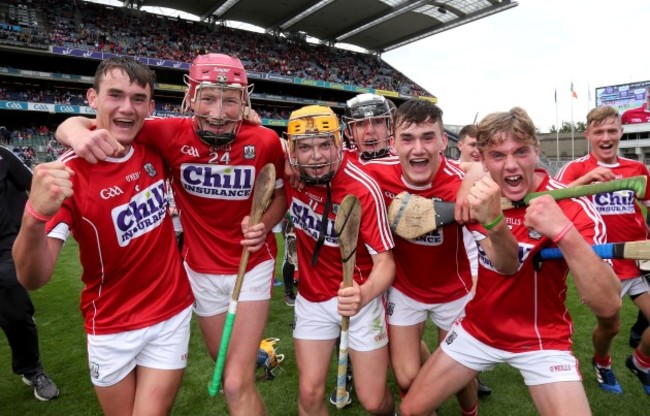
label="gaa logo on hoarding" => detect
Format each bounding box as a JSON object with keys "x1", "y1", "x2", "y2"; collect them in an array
[
  {"x1": 5, "y1": 102, "x2": 24, "y2": 110},
  {"x1": 34, "y1": 104, "x2": 49, "y2": 111},
  {"x1": 59, "y1": 106, "x2": 75, "y2": 113}
]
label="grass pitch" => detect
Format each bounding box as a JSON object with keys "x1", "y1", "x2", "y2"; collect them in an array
[{"x1": 1, "y1": 239, "x2": 648, "y2": 415}]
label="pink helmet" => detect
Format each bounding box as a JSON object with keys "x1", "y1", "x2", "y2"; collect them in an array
[
  {"x1": 183, "y1": 53, "x2": 251, "y2": 112},
  {"x1": 183, "y1": 53, "x2": 252, "y2": 146}
]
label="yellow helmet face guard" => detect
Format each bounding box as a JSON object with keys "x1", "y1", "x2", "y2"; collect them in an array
[{"x1": 285, "y1": 106, "x2": 343, "y2": 184}]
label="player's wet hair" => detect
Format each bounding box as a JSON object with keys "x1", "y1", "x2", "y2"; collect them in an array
[
  {"x1": 94, "y1": 57, "x2": 156, "y2": 96},
  {"x1": 477, "y1": 107, "x2": 538, "y2": 152}
]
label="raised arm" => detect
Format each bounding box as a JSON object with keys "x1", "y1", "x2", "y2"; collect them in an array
[
  {"x1": 470, "y1": 175, "x2": 519, "y2": 275},
  {"x1": 455, "y1": 161, "x2": 486, "y2": 224},
  {"x1": 13, "y1": 162, "x2": 73, "y2": 290},
  {"x1": 55, "y1": 116, "x2": 124, "y2": 163},
  {"x1": 524, "y1": 195, "x2": 621, "y2": 318}
]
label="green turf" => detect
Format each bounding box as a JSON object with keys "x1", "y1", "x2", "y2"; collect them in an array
[{"x1": 1, "y1": 239, "x2": 648, "y2": 415}]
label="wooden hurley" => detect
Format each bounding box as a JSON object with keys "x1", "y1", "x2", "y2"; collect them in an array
[
  {"x1": 333, "y1": 195, "x2": 361, "y2": 409},
  {"x1": 388, "y1": 176, "x2": 647, "y2": 240},
  {"x1": 209, "y1": 163, "x2": 276, "y2": 397}
]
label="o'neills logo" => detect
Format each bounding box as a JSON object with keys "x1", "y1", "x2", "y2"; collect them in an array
[
  {"x1": 112, "y1": 180, "x2": 167, "y2": 247},
  {"x1": 180, "y1": 163, "x2": 254, "y2": 200}
]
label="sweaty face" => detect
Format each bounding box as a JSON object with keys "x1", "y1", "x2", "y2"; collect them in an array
[
  {"x1": 87, "y1": 69, "x2": 153, "y2": 146},
  {"x1": 394, "y1": 120, "x2": 447, "y2": 187},
  {"x1": 481, "y1": 132, "x2": 540, "y2": 201},
  {"x1": 349, "y1": 117, "x2": 391, "y2": 155},
  {"x1": 293, "y1": 134, "x2": 341, "y2": 181},
  {"x1": 584, "y1": 116, "x2": 622, "y2": 164},
  {"x1": 458, "y1": 135, "x2": 480, "y2": 162},
  {"x1": 191, "y1": 87, "x2": 244, "y2": 137}
]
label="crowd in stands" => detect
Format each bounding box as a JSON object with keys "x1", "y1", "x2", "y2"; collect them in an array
[
  {"x1": 0, "y1": 0, "x2": 428, "y2": 96},
  {"x1": 1, "y1": 124, "x2": 66, "y2": 165},
  {"x1": 0, "y1": 83, "x2": 299, "y2": 120},
  {"x1": 0, "y1": 84, "x2": 87, "y2": 105}
]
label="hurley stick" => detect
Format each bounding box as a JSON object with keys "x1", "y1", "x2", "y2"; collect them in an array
[
  {"x1": 333, "y1": 195, "x2": 361, "y2": 409},
  {"x1": 539, "y1": 240, "x2": 650, "y2": 261},
  {"x1": 388, "y1": 175, "x2": 647, "y2": 240},
  {"x1": 208, "y1": 163, "x2": 276, "y2": 397}
]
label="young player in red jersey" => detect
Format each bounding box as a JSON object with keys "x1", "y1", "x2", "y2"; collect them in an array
[
  {"x1": 54, "y1": 53, "x2": 287, "y2": 415},
  {"x1": 362, "y1": 100, "x2": 478, "y2": 414},
  {"x1": 555, "y1": 105, "x2": 650, "y2": 395},
  {"x1": 285, "y1": 105, "x2": 396, "y2": 415},
  {"x1": 13, "y1": 57, "x2": 194, "y2": 415},
  {"x1": 342, "y1": 93, "x2": 395, "y2": 162},
  {"x1": 621, "y1": 86, "x2": 650, "y2": 125},
  {"x1": 400, "y1": 107, "x2": 621, "y2": 416}
]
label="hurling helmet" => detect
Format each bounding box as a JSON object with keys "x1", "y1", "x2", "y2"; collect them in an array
[
  {"x1": 285, "y1": 105, "x2": 343, "y2": 185},
  {"x1": 343, "y1": 93, "x2": 394, "y2": 160},
  {"x1": 182, "y1": 53, "x2": 252, "y2": 147},
  {"x1": 256, "y1": 337, "x2": 285, "y2": 379}
]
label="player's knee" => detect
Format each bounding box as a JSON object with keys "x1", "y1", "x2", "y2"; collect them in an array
[
  {"x1": 298, "y1": 382, "x2": 325, "y2": 409},
  {"x1": 392, "y1": 364, "x2": 418, "y2": 392},
  {"x1": 595, "y1": 315, "x2": 621, "y2": 336},
  {"x1": 222, "y1": 371, "x2": 254, "y2": 401},
  {"x1": 359, "y1": 387, "x2": 393, "y2": 414}
]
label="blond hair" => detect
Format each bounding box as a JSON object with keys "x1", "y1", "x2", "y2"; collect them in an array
[
  {"x1": 586, "y1": 106, "x2": 620, "y2": 128},
  {"x1": 476, "y1": 107, "x2": 538, "y2": 152}
]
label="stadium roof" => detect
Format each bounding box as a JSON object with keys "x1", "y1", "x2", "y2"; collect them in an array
[{"x1": 123, "y1": 0, "x2": 518, "y2": 53}]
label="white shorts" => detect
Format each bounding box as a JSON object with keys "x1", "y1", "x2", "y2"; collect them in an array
[
  {"x1": 293, "y1": 294, "x2": 388, "y2": 352},
  {"x1": 186, "y1": 260, "x2": 274, "y2": 317},
  {"x1": 386, "y1": 287, "x2": 471, "y2": 331},
  {"x1": 441, "y1": 320, "x2": 582, "y2": 386},
  {"x1": 621, "y1": 276, "x2": 650, "y2": 298},
  {"x1": 87, "y1": 306, "x2": 192, "y2": 387}
]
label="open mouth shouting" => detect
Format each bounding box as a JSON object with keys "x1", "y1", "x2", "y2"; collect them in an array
[{"x1": 502, "y1": 174, "x2": 527, "y2": 199}]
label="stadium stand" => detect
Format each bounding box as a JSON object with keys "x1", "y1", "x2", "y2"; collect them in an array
[{"x1": 0, "y1": 0, "x2": 507, "y2": 163}]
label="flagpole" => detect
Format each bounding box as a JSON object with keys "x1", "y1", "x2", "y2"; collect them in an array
[
  {"x1": 555, "y1": 88, "x2": 559, "y2": 162},
  {"x1": 587, "y1": 83, "x2": 591, "y2": 154},
  {"x1": 571, "y1": 94, "x2": 575, "y2": 159}
]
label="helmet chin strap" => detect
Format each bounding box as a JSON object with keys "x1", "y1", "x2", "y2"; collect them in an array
[
  {"x1": 197, "y1": 129, "x2": 236, "y2": 147},
  {"x1": 300, "y1": 171, "x2": 335, "y2": 185},
  {"x1": 360, "y1": 147, "x2": 391, "y2": 160},
  {"x1": 311, "y1": 182, "x2": 332, "y2": 266},
  {"x1": 194, "y1": 116, "x2": 236, "y2": 147}
]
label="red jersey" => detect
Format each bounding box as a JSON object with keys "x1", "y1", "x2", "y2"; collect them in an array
[
  {"x1": 286, "y1": 155, "x2": 394, "y2": 302},
  {"x1": 363, "y1": 156, "x2": 473, "y2": 303},
  {"x1": 621, "y1": 103, "x2": 650, "y2": 124},
  {"x1": 48, "y1": 146, "x2": 193, "y2": 335},
  {"x1": 555, "y1": 154, "x2": 650, "y2": 279},
  {"x1": 136, "y1": 118, "x2": 285, "y2": 274},
  {"x1": 463, "y1": 171, "x2": 606, "y2": 353}
]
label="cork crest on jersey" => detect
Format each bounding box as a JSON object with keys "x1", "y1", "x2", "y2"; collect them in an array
[{"x1": 112, "y1": 180, "x2": 168, "y2": 247}]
